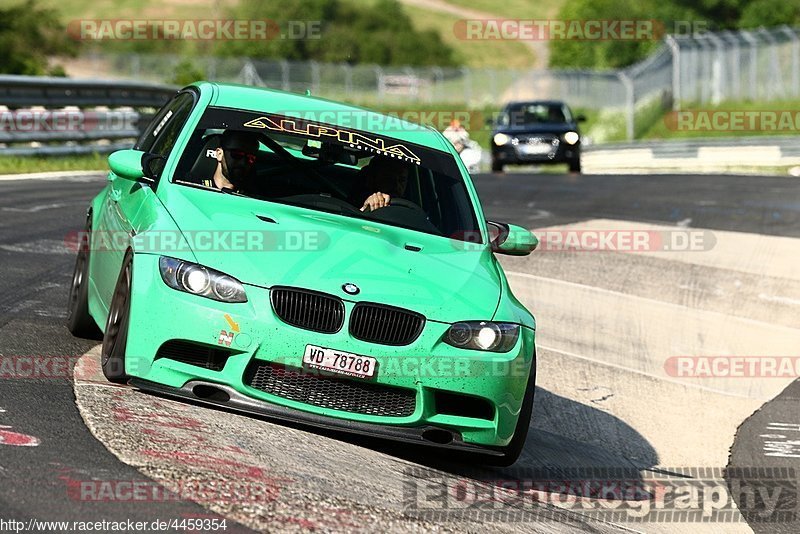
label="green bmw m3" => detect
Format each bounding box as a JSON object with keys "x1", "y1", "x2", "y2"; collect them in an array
[{"x1": 66, "y1": 82, "x2": 539, "y2": 465}]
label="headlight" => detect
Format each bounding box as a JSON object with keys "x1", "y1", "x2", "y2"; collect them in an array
[
  {"x1": 493, "y1": 133, "x2": 511, "y2": 146},
  {"x1": 563, "y1": 131, "x2": 580, "y2": 145},
  {"x1": 159, "y1": 256, "x2": 247, "y2": 303},
  {"x1": 444, "y1": 321, "x2": 520, "y2": 352}
]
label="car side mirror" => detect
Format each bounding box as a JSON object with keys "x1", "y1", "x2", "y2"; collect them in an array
[
  {"x1": 108, "y1": 149, "x2": 161, "y2": 183},
  {"x1": 488, "y1": 221, "x2": 538, "y2": 256},
  {"x1": 576, "y1": 114, "x2": 587, "y2": 122},
  {"x1": 142, "y1": 153, "x2": 166, "y2": 182},
  {"x1": 108, "y1": 149, "x2": 146, "y2": 181}
]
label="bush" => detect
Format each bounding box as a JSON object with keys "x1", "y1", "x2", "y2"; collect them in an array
[{"x1": 0, "y1": 0, "x2": 77, "y2": 75}]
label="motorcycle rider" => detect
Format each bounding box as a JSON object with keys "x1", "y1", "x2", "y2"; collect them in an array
[{"x1": 443, "y1": 118, "x2": 470, "y2": 153}]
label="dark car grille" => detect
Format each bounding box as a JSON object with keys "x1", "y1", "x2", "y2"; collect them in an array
[
  {"x1": 349, "y1": 303, "x2": 425, "y2": 346},
  {"x1": 155, "y1": 340, "x2": 232, "y2": 371},
  {"x1": 244, "y1": 361, "x2": 416, "y2": 417},
  {"x1": 518, "y1": 134, "x2": 559, "y2": 145},
  {"x1": 270, "y1": 287, "x2": 345, "y2": 333}
]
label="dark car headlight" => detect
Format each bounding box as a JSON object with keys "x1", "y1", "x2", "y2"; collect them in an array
[
  {"x1": 563, "y1": 131, "x2": 580, "y2": 145},
  {"x1": 159, "y1": 256, "x2": 247, "y2": 303},
  {"x1": 493, "y1": 133, "x2": 511, "y2": 146},
  {"x1": 444, "y1": 321, "x2": 520, "y2": 352}
]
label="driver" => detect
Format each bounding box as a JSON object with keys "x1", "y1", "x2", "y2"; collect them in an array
[
  {"x1": 203, "y1": 130, "x2": 260, "y2": 193},
  {"x1": 356, "y1": 156, "x2": 411, "y2": 212}
]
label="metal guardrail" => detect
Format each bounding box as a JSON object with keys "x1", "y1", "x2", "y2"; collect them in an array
[
  {"x1": 0, "y1": 76, "x2": 176, "y2": 156},
  {"x1": 0, "y1": 75, "x2": 176, "y2": 107},
  {"x1": 583, "y1": 135, "x2": 800, "y2": 172}
]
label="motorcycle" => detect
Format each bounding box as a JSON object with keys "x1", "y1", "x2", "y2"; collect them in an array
[{"x1": 457, "y1": 139, "x2": 483, "y2": 174}]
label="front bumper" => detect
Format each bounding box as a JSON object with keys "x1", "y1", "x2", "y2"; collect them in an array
[
  {"x1": 124, "y1": 253, "x2": 536, "y2": 448},
  {"x1": 493, "y1": 141, "x2": 579, "y2": 165},
  {"x1": 130, "y1": 378, "x2": 504, "y2": 456}
]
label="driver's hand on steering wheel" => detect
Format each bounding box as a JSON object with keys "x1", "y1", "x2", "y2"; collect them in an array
[{"x1": 360, "y1": 192, "x2": 391, "y2": 212}]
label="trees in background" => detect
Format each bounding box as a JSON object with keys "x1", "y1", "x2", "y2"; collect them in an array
[
  {"x1": 0, "y1": 0, "x2": 76, "y2": 75},
  {"x1": 550, "y1": 0, "x2": 800, "y2": 69}
]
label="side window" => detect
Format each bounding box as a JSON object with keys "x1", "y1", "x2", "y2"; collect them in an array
[{"x1": 135, "y1": 92, "x2": 195, "y2": 155}]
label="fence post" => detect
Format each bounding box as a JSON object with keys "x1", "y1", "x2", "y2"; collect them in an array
[
  {"x1": 375, "y1": 66, "x2": 384, "y2": 104},
  {"x1": 758, "y1": 28, "x2": 781, "y2": 99},
  {"x1": 706, "y1": 32, "x2": 725, "y2": 104},
  {"x1": 432, "y1": 67, "x2": 443, "y2": 103},
  {"x1": 617, "y1": 71, "x2": 635, "y2": 141},
  {"x1": 343, "y1": 63, "x2": 353, "y2": 101},
  {"x1": 281, "y1": 60, "x2": 290, "y2": 92},
  {"x1": 741, "y1": 30, "x2": 759, "y2": 100},
  {"x1": 665, "y1": 35, "x2": 681, "y2": 110},
  {"x1": 310, "y1": 61, "x2": 320, "y2": 95},
  {"x1": 780, "y1": 26, "x2": 799, "y2": 98},
  {"x1": 460, "y1": 66, "x2": 472, "y2": 106}
]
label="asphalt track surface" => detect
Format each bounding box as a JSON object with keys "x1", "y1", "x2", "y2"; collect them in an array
[{"x1": 0, "y1": 171, "x2": 798, "y2": 533}]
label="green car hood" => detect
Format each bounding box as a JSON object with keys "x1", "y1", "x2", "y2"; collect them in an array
[{"x1": 161, "y1": 186, "x2": 501, "y2": 323}]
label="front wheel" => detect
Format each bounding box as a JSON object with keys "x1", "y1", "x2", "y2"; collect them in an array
[
  {"x1": 101, "y1": 251, "x2": 133, "y2": 383},
  {"x1": 491, "y1": 160, "x2": 504, "y2": 173},
  {"x1": 569, "y1": 156, "x2": 582, "y2": 173},
  {"x1": 476, "y1": 356, "x2": 536, "y2": 467},
  {"x1": 66, "y1": 214, "x2": 102, "y2": 339}
]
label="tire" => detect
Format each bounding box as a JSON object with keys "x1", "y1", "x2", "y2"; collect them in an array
[
  {"x1": 66, "y1": 214, "x2": 102, "y2": 339},
  {"x1": 101, "y1": 251, "x2": 133, "y2": 383},
  {"x1": 569, "y1": 156, "x2": 582, "y2": 173},
  {"x1": 491, "y1": 160, "x2": 504, "y2": 173},
  {"x1": 478, "y1": 357, "x2": 536, "y2": 467}
]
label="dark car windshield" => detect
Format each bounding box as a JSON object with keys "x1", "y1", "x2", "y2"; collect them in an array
[
  {"x1": 498, "y1": 103, "x2": 573, "y2": 127},
  {"x1": 172, "y1": 106, "x2": 481, "y2": 242}
]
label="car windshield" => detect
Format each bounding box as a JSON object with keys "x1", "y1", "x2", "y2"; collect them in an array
[
  {"x1": 499, "y1": 103, "x2": 572, "y2": 127},
  {"x1": 172, "y1": 106, "x2": 481, "y2": 242}
]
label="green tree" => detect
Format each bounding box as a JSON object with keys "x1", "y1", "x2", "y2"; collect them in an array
[
  {"x1": 549, "y1": 0, "x2": 699, "y2": 69},
  {"x1": 738, "y1": 0, "x2": 800, "y2": 29},
  {"x1": 216, "y1": 0, "x2": 456, "y2": 66},
  {"x1": 0, "y1": 0, "x2": 77, "y2": 75}
]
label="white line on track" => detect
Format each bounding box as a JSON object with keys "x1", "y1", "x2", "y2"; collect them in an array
[
  {"x1": 0, "y1": 171, "x2": 106, "y2": 181},
  {"x1": 536, "y1": 343, "x2": 756, "y2": 400},
  {"x1": 506, "y1": 270, "x2": 800, "y2": 334}
]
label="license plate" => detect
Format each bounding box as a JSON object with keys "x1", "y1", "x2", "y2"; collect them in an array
[
  {"x1": 303, "y1": 345, "x2": 377, "y2": 379},
  {"x1": 520, "y1": 143, "x2": 553, "y2": 155}
]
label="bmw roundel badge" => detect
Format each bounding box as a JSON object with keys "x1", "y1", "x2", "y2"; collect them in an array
[{"x1": 342, "y1": 283, "x2": 360, "y2": 295}]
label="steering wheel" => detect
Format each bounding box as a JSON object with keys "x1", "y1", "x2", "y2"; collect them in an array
[{"x1": 385, "y1": 198, "x2": 423, "y2": 211}]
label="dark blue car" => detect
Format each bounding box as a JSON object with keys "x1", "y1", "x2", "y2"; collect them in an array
[{"x1": 490, "y1": 100, "x2": 585, "y2": 173}]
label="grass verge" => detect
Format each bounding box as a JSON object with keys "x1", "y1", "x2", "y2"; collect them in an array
[{"x1": 0, "y1": 154, "x2": 109, "y2": 175}]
